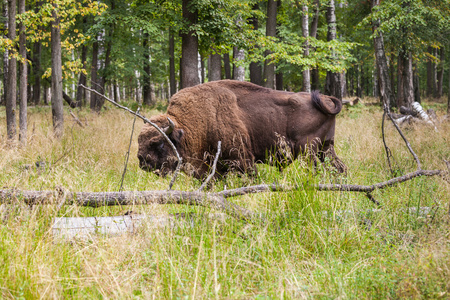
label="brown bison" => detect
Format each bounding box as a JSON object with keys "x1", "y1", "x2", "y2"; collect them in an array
[{"x1": 137, "y1": 80, "x2": 346, "y2": 178}]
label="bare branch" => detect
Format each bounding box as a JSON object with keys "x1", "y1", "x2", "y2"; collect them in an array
[
  {"x1": 120, "y1": 107, "x2": 140, "y2": 192},
  {"x1": 79, "y1": 84, "x2": 183, "y2": 190},
  {"x1": 69, "y1": 110, "x2": 84, "y2": 128},
  {"x1": 198, "y1": 141, "x2": 222, "y2": 191},
  {"x1": 384, "y1": 104, "x2": 422, "y2": 170}
]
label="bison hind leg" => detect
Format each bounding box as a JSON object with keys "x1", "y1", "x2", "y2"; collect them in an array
[{"x1": 319, "y1": 141, "x2": 347, "y2": 174}]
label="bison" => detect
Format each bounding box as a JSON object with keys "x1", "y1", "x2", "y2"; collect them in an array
[{"x1": 137, "y1": 80, "x2": 346, "y2": 178}]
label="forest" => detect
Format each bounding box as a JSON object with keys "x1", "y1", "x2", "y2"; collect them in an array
[{"x1": 0, "y1": 0, "x2": 450, "y2": 298}]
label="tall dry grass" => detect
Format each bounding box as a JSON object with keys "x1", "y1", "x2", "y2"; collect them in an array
[{"x1": 0, "y1": 101, "x2": 449, "y2": 299}]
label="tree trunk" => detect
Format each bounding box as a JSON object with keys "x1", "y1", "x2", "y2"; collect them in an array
[
  {"x1": 32, "y1": 3, "x2": 41, "y2": 106},
  {"x1": 142, "y1": 32, "x2": 153, "y2": 106},
  {"x1": 310, "y1": 0, "x2": 320, "y2": 90},
  {"x1": 263, "y1": 0, "x2": 277, "y2": 89},
  {"x1": 223, "y1": 53, "x2": 232, "y2": 80},
  {"x1": 413, "y1": 63, "x2": 420, "y2": 103},
  {"x1": 6, "y1": 0, "x2": 17, "y2": 140},
  {"x1": 432, "y1": 48, "x2": 438, "y2": 98},
  {"x1": 180, "y1": 0, "x2": 200, "y2": 89},
  {"x1": 276, "y1": 71, "x2": 283, "y2": 90},
  {"x1": 208, "y1": 51, "x2": 221, "y2": 81},
  {"x1": 169, "y1": 31, "x2": 176, "y2": 97},
  {"x1": 448, "y1": 51, "x2": 450, "y2": 114},
  {"x1": 51, "y1": 5, "x2": 64, "y2": 138},
  {"x1": 403, "y1": 52, "x2": 414, "y2": 108},
  {"x1": 371, "y1": 0, "x2": 393, "y2": 107},
  {"x1": 1, "y1": 0, "x2": 8, "y2": 106},
  {"x1": 18, "y1": 0, "x2": 26, "y2": 145},
  {"x1": 397, "y1": 51, "x2": 405, "y2": 107},
  {"x1": 233, "y1": 47, "x2": 245, "y2": 81},
  {"x1": 301, "y1": 4, "x2": 310, "y2": 92},
  {"x1": 249, "y1": 3, "x2": 262, "y2": 86},
  {"x1": 325, "y1": 0, "x2": 342, "y2": 99},
  {"x1": 76, "y1": 44, "x2": 87, "y2": 107},
  {"x1": 90, "y1": 38, "x2": 99, "y2": 110},
  {"x1": 437, "y1": 48, "x2": 444, "y2": 99},
  {"x1": 426, "y1": 46, "x2": 434, "y2": 98}
]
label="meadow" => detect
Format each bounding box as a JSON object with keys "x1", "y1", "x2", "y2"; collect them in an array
[{"x1": 0, "y1": 98, "x2": 449, "y2": 299}]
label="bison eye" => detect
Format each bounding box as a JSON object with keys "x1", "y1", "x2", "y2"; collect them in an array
[{"x1": 159, "y1": 142, "x2": 165, "y2": 150}]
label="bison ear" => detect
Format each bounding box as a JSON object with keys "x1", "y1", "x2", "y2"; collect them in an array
[{"x1": 170, "y1": 129, "x2": 184, "y2": 145}]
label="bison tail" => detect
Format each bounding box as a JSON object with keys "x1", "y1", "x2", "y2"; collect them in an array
[{"x1": 311, "y1": 90, "x2": 342, "y2": 115}]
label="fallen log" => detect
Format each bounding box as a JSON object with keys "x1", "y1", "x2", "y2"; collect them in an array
[{"x1": 1, "y1": 167, "x2": 447, "y2": 221}]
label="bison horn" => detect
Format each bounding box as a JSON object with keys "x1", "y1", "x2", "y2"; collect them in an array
[{"x1": 163, "y1": 117, "x2": 175, "y2": 135}]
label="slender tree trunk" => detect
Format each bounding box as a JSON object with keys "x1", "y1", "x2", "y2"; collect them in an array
[
  {"x1": 32, "y1": 3, "x2": 42, "y2": 106},
  {"x1": 432, "y1": 48, "x2": 438, "y2": 98},
  {"x1": 263, "y1": 0, "x2": 277, "y2": 89},
  {"x1": 76, "y1": 44, "x2": 87, "y2": 107},
  {"x1": 448, "y1": 51, "x2": 450, "y2": 114},
  {"x1": 371, "y1": 0, "x2": 393, "y2": 107},
  {"x1": 208, "y1": 50, "x2": 221, "y2": 81},
  {"x1": 51, "y1": 5, "x2": 64, "y2": 137},
  {"x1": 426, "y1": 46, "x2": 434, "y2": 98},
  {"x1": 180, "y1": 0, "x2": 200, "y2": 88},
  {"x1": 404, "y1": 52, "x2": 414, "y2": 108},
  {"x1": 310, "y1": 0, "x2": 320, "y2": 90},
  {"x1": 301, "y1": 4, "x2": 310, "y2": 92},
  {"x1": 18, "y1": 0, "x2": 26, "y2": 145},
  {"x1": 6, "y1": 0, "x2": 17, "y2": 140},
  {"x1": 2, "y1": 0, "x2": 8, "y2": 106},
  {"x1": 233, "y1": 47, "x2": 245, "y2": 81},
  {"x1": 437, "y1": 48, "x2": 444, "y2": 99},
  {"x1": 413, "y1": 63, "x2": 420, "y2": 103},
  {"x1": 397, "y1": 51, "x2": 405, "y2": 107},
  {"x1": 223, "y1": 53, "x2": 232, "y2": 79},
  {"x1": 249, "y1": 4, "x2": 262, "y2": 86},
  {"x1": 75, "y1": 17, "x2": 87, "y2": 107},
  {"x1": 276, "y1": 71, "x2": 283, "y2": 90},
  {"x1": 169, "y1": 31, "x2": 176, "y2": 97},
  {"x1": 142, "y1": 32, "x2": 153, "y2": 105},
  {"x1": 325, "y1": 0, "x2": 342, "y2": 99},
  {"x1": 90, "y1": 38, "x2": 99, "y2": 110}
]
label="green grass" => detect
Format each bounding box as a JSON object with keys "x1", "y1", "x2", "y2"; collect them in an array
[{"x1": 0, "y1": 100, "x2": 449, "y2": 299}]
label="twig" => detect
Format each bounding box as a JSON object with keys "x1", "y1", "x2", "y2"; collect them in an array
[
  {"x1": 69, "y1": 110, "x2": 84, "y2": 128},
  {"x1": 365, "y1": 193, "x2": 380, "y2": 206},
  {"x1": 120, "y1": 107, "x2": 140, "y2": 192},
  {"x1": 384, "y1": 104, "x2": 422, "y2": 170},
  {"x1": 79, "y1": 84, "x2": 183, "y2": 190},
  {"x1": 198, "y1": 141, "x2": 222, "y2": 191},
  {"x1": 381, "y1": 109, "x2": 394, "y2": 175}
]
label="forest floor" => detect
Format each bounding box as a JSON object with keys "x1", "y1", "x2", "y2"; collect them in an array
[{"x1": 0, "y1": 97, "x2": 449, "y2": 299}]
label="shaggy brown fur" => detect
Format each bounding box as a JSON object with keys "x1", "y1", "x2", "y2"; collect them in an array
[{"x1": 137, "y1": 80, "x2": 346, "y2": 178}]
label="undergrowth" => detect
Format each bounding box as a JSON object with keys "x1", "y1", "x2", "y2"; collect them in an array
[{"x1": 0, "y1": 100, "x2": 449, "y2": 299}]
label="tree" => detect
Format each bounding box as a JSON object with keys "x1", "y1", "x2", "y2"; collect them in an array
[
  {"x1": 6, "y1": 0, "x2": 17, "y2": 140},
  {"x1": 301, "y1": 3, "x2": 310, "y2": 92},
  {"x1": 249, "y1": 3, "x2": 262, "y2": 86},
  {"x1": 18, "y1": 0, "x2": 26, "y2": 145},
  {"x1": 263, "y1": 0, "x2": 277, "y2": 89},
  {"x1": 208, "y1": 50, "x2": 221, "y2": 81},
  {"x1": 370, "y1": 0, "x2": 393, "y2": 107},
  {"x1": 181, "y1": 0, "x2": 200, "y2": 88},
  {"x1": 325, "y1": 0, "x2": 343, "y2": 99},
  {"x1": 51, "y1": 2, "x2": 64, "y2": 137}
]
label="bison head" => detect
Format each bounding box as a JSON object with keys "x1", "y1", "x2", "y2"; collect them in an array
[{"x1": 137, "y1": 115, "x2": 184, "y2": 176}]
